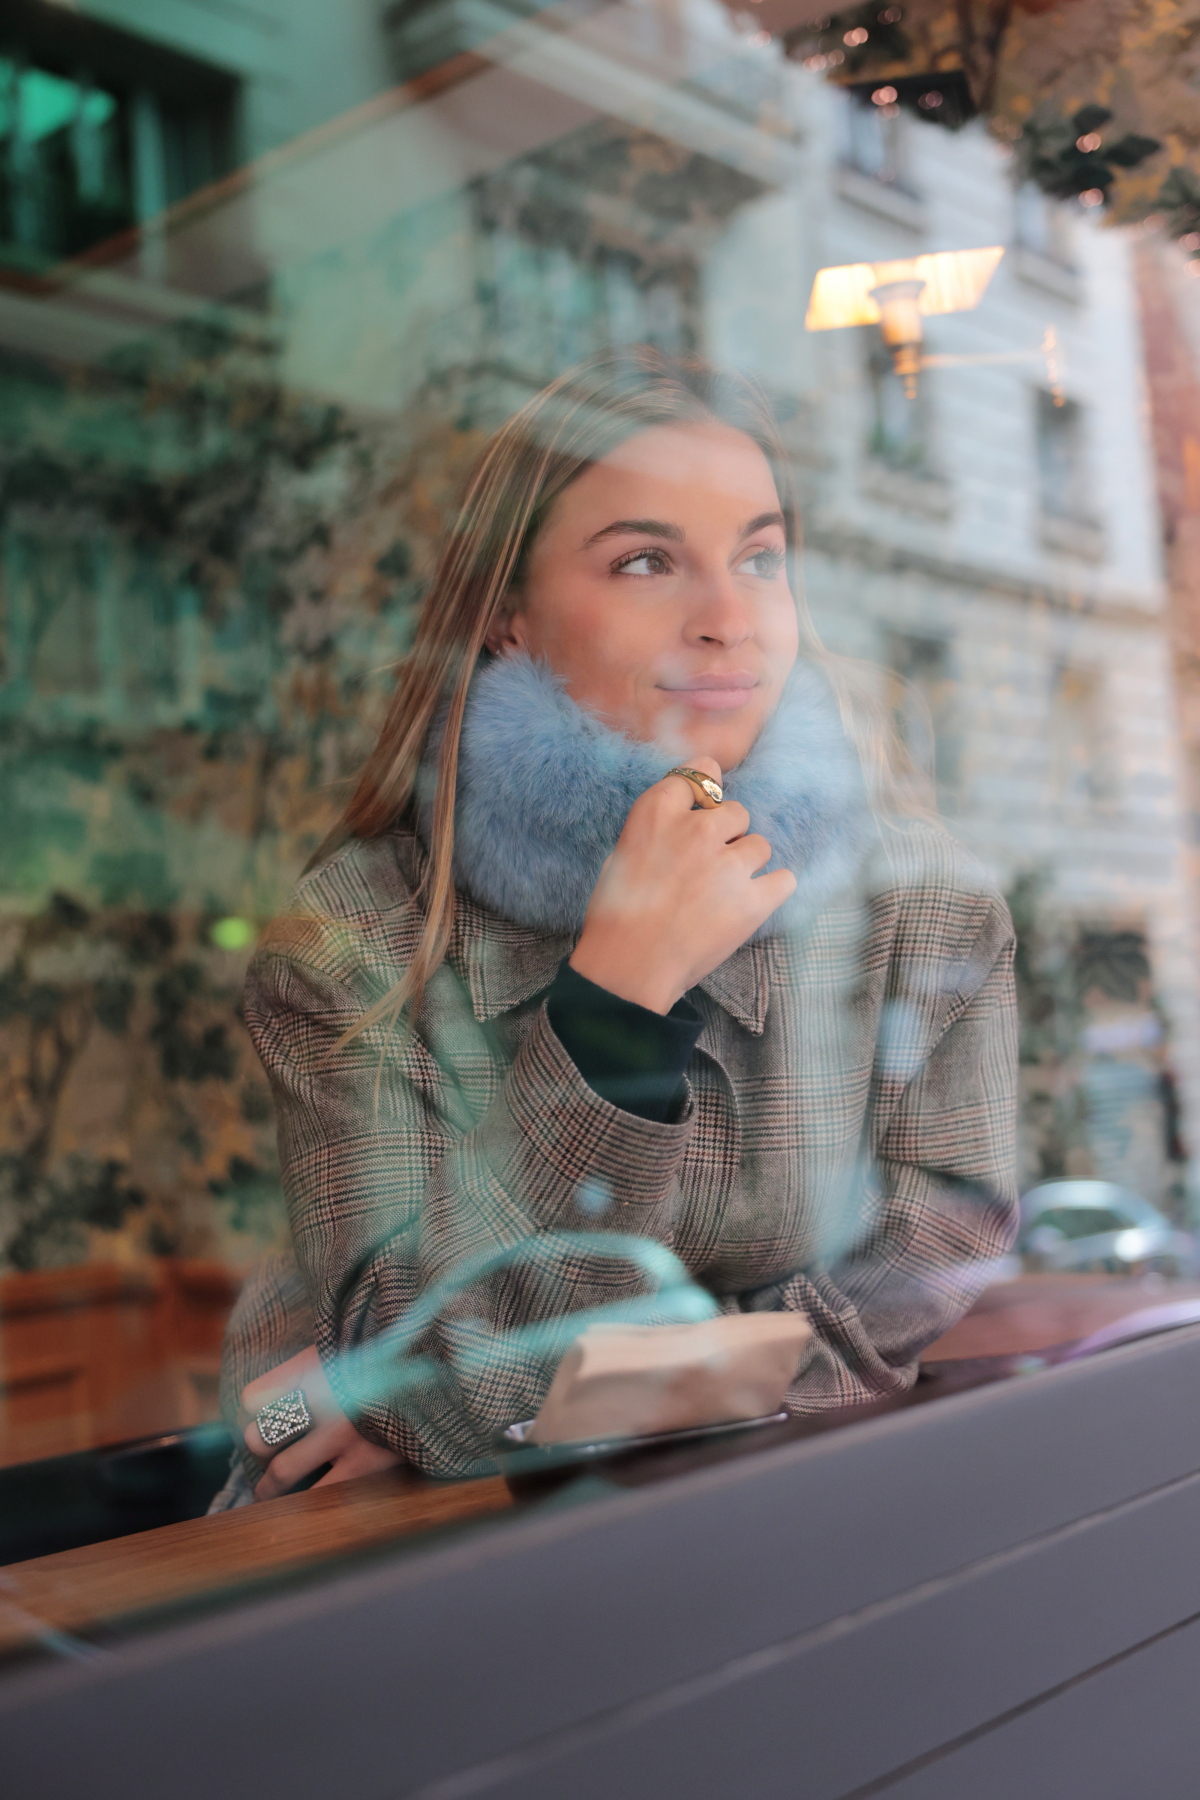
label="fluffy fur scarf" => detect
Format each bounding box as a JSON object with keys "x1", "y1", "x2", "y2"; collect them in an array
[{"x1": 428, "y1": 652, "x2": 874, "y2": 937}]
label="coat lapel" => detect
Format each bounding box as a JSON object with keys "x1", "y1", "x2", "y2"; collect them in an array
[
  {"x1": 451, "y1": 890, "x2": 570, "y2": 1022},
  {"x1": 697, "y1": 939, "x2": 771, "y2": 1036},
  {"x1": 450, "y1": 882, "x2": 770, "y2": 1035}
]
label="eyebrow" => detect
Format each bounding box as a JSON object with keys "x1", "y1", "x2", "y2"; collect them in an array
[
  {"x1": 582, "y1": 510, "x2": 786, "y2": 548},
  {"x1": 583, "y1": 517, "x2": 684, "y2": 547},
  {"x1": 740, "y1": 510, "x2": 786, "y2": 538}
]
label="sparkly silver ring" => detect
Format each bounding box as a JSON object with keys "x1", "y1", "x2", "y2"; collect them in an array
[{"x1": 254, "y1": 1388, "x2": 312, "y2": 1450}]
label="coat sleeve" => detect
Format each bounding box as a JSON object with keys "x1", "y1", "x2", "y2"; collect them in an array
[
  {"x1": 240, "y1": 925, "x2": 701, "y2": 1476},
  {"x1": 755, "y1": 898, "x2": 1020, "y2": 1411},
  {"x1": 218, "y1": 1249, "x2": 316, "y2": 1482}
]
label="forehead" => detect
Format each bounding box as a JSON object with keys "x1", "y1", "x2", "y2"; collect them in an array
[{"x1": 563, "y1": 420, "x2": 781, "y2": 517}]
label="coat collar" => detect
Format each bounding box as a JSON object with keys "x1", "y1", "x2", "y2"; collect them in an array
[{"x1": 449, "y1": 887, "x2": 771, "y2": 1036}]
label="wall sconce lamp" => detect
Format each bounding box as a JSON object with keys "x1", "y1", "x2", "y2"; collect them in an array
[{"x1": 805, "y1": 246, "x2": 1005, "y2": 397}]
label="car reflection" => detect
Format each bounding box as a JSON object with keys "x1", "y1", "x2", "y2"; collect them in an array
[{"x1": 1019, "y1": 1179, "x2": 1197, "y2": 1277}]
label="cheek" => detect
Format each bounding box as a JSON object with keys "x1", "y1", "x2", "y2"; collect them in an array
[
  {"x1": 524, "y1": 585, "x2": 661, "y2": 687},
  {"x1": 763, "y1": 594, "x2": 800, "y2": 667}
]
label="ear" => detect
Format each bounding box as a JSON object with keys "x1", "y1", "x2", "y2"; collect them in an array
[{"x1": 484, "y1": 605, "x2": 529, "y2": 657}]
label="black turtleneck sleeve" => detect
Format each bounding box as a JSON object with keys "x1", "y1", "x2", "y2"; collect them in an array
[{"x1": 546, "y1": 961, "x2": 702, "y2": 1124}]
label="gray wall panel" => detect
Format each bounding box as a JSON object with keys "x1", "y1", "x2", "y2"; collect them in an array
[
  {"x1": 417, "y1": 1467, "x2": 1200, "y2": 1799},
  {"x1": 872, "y1": 1615, "x2": 1200, "y2": 1800}
]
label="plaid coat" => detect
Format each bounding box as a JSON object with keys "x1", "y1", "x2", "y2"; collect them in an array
[{"x1": 225, "y1": 818, "x2": 1018, "y2": 1478}]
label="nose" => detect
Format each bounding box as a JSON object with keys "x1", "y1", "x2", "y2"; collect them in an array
[{"x1": 683, "y1": 567, "x2": 754, "y2": 650}]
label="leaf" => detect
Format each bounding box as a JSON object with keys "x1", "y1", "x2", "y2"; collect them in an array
[
  {"x1": 25, "y1": 982, "x2": 66, "y2": 1025},
  {"x1": 1105, "y1": 134, "x2": 1162, "y2": 171},
  {"x1": 47, "y1": 892, "x2": 90, "y2": 931},
  {"x1": 1071, "y1": 103, "x2": 1113, "y2": 136},
  {"x1": 93, "y1": 977, "x2": 134, "y2": 1034},
  {"x1": 376, "y1": 539, "x2": 412, "y2": 580},
  {"x1": 1160, "y1": 167, "x2": 1200, "y2": 209}
]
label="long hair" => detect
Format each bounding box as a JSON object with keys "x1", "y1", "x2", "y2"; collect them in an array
[{"x1": 326, "y1": 346, "x2": 921, "y2": 1043}]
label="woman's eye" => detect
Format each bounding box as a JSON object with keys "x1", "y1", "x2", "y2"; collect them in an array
[
  {"x1": 614, "y1": 549, "x2": 673, "y2": 576},
  {"x1": 738, "y1": 547, "x2": 786, "y2": 578}
]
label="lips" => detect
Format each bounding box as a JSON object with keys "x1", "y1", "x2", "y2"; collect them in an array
[{"x1": 658, "y1": 673, "x2": 759, "y2": 712}]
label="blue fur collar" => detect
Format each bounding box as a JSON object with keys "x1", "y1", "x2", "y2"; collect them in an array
[{"x1": 435, "y1": 653, "x2": 873, "y2": 937}]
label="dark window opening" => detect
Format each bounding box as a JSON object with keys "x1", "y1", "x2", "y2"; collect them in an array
[
  {"x1": 885, "y1": 629, "x2": 959, "y2": 803},
  {"x1": 0, "y1": 0, "x2": 238, "y2": 272},
  {"x1": 1014, "y1": 181, "x2": 1075, "y2": 269},
  {"x1": 1035, "y1": 390, "x2": 1094, "y2": 523},
  {"x1": 840, "y1": 91, "x2": 912, "y2": 192}
]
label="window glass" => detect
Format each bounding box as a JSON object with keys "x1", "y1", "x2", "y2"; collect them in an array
[
  {"x1": 1014, "y1": 182, "x2": 1075, "y2": 268},
  {"x1": 1, "y1": 0, "x2": 1199, "y2": 1662},
  {"x1": 841, "y1": 90, "x2": 909, "y2": 189}
]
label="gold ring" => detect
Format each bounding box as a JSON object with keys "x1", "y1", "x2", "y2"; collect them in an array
[{"x1": 666, "y1": 766, "x2": 723, "y2": 808}]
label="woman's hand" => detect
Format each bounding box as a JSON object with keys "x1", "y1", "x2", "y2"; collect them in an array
[
  {"x1": 568, "y1": 757, "x2": 796, "y2": 1014},
  {"x1": 241, "y1": 1345, "x2": 403, "y2": 1501}
]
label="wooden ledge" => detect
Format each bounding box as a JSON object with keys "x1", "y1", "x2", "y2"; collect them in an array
[
  {"x1": 8, "y1": 1272, "x2": 1200, "y2": 1662},
  {"x1": 921, "y1": 1274, "x2": 1200, "y2": 1363},
  {"x1": 0, "y1": 1466, "x2": 514, "y2": 1658}
]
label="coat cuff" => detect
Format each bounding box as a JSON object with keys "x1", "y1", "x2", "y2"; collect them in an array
[
  {"x1": 483, "y1": 1001, "x2": 696, "y2": 1232},
  {"x1": 546, "y1": 961, "x2": 701, "y2": 1123}
]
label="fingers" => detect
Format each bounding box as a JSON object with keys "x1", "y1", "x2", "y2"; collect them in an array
[
  {"x1": 252, "y1": 1421, "x2": 403, "y2": 1501},
  {"x1": 251, "y1": 1417, "x2": 348, "y2": 1500},
  {"x1": 311, "y1": 1439, "x2": 405, "y2": 1488},
  {"x1": 243, "y1": 1417, "x2": 272, "y2": 1463},
  {"x1": 655, "y1": 757, "x2": 725, "y2": 815},
  {"x1": 640, "y1": 783, "x2": 750, "y2": 846},
  {"x1": 750, "y1": 866, "x2": 797, "y2": 923},
  {"x1": 729, "y1": 831, "x2": 773, "y2": 873},
  {"x1": 686, "y1": 754, "x2": 722, "y2": 782},
  {"x1": 241, "y1": 1343, "x2": 324, "y2": 1418}
]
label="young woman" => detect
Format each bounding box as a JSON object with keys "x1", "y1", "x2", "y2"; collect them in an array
[{"x1": 216, "y1": 347, "x2": 1018, "y2": 1502}]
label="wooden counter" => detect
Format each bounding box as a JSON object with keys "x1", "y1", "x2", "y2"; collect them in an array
[
  {"x1": 921, "y1": 1271, "x2": 1200, "y2": 1362},
  {"x1": 5, "y1": 1271, "x2": 1199, "y2": 1666},
  {"x1": 0, "y1": 1466, "x2": 514, "y2": 1659}
]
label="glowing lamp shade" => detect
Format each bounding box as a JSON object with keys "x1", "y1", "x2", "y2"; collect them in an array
[
  {"x1": 805, "y1": 246, "x2": 1004, "y2": 396},
  {"x1": 869, "y1": 276, "x2": 926, "y2": 396}
]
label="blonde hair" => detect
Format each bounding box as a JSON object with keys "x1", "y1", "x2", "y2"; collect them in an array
[{"x1": 327, "y1": 347, "x2": 922, "y2": 1041}]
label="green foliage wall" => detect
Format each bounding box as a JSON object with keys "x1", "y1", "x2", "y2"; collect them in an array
[
  {"x1": 0, "y1": 113, "x2": 753, "y2": 1269},
  {"x1": 0, "y1": 317, "x2": 487, "y2": 1268}
]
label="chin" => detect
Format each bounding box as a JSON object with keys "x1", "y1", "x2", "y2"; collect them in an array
[
  {"x1": 649, "y1": 700, "x2": 770, "y2": 770},
  {"x1": 682, "y1": 727, "x2": 760, "y2": 772}
]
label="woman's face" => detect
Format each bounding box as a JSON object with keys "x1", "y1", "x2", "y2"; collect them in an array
[{"x1": 491, "y1": 420, "x2": 800, "y2": 771}]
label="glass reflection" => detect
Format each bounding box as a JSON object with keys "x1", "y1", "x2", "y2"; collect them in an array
[{"x1": 0, "y1": 0, "x2": 1199, "y2": 1648}]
